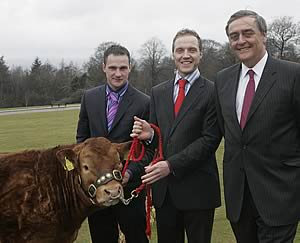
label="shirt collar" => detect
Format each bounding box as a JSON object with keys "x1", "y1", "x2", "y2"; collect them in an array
[
  {"x1": 174, "y1": 69, "x2": 200, "y2": 85},
  {"x1": 241, "y1": 52, "x2": 268, "y2": 79},
  {"x1": 106, "y1": 81, "x2": 129, "y2": 97}
]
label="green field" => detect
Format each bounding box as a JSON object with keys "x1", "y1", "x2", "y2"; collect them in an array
[{"x1": 0, "y1": 108, "x2": 299, "y2": 243}]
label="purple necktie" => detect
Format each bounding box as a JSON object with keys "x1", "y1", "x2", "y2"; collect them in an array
[
  {"x1": 107, "y1": 92, "x2": 119, "y2": 131},
  {"x1": 240, "y1": 69, "x2": 255, "y2": 130}
]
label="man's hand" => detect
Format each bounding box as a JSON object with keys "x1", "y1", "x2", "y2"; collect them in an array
[
  {"x1": 141, "y1": 160, "x2": 171, "y2": 185},
  {"x1": 130, "y1": 116, "x2": 153, "y2": 141},
  {"x1": 122, "y1": 171, "x2": 130, "y2": 186}
]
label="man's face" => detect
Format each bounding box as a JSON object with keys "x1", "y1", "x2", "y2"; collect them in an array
[
  {"x1": 103, "y1": 54, "x2": 130, "y2": 91},
  {"x1": 227, "y1": 16, "x2": 266, "y2": 68},
  {"x1": 172, "y1": 35, "x2": 202, "y2": 77}
]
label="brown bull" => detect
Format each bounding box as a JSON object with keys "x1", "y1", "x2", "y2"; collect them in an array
[{"x1": 0, "y1": 137, "x2": 131, "y2": 243}]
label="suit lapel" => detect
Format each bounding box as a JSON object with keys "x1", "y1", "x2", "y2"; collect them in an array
[
  {"x1": 96, "y1": 86, "x2": 108, "y2": 134},
  {"x1": 228, "y1": 65, "x2": 243, "y2": 132},
  {"x1": 245, "y1": 57, "x2": 277, "y2": 127},
  {"x1": 168, "y1": 77, "x2": 204, "y2": 137},
  {"x1": 160, "y1": 80, "x2": 175, "y2": 129}
]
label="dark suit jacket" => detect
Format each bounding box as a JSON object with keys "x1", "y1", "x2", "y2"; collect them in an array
[
  {"x1": 76, "y1": 84, "x2": 150, "y2": 193},
  {"x1": 215, "y1": 56, "x2": 300, "y2": 226},
  {"x1": 129, "y1": 76, "x2": 221, "y2": 210}
]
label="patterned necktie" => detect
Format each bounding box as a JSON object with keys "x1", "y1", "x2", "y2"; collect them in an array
[
  {"x1": 174, "y1": 79, "x2": 187, "y2": 116},
  {"x1": 240, "y1": 69, "x2": 255, "y2": 130},
  {"x1": 107, "y1": 92, "x2": 119, "y2": 131}
]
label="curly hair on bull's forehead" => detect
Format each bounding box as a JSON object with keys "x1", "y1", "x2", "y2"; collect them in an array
[{"x1": 81, "y1": 138, "x2": 120, "y2": 162}]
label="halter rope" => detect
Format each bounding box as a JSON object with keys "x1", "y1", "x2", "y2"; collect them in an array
[{"x1": 121, "y1": 124, "x2": 163, "y2": 237}]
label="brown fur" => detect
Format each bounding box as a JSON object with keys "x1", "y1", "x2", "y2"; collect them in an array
[{"x1": 0, "y1": 137, "x2": 131, "y2": 243}]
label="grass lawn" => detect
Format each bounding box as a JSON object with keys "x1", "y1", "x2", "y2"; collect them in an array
[{"x1": 0, "y1": 108, "x2": 299, "y2": 243}]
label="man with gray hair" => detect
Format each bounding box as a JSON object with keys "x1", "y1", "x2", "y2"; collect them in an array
[{"x1": 215, "y1": 10, "x2": 300, "y2": 242}]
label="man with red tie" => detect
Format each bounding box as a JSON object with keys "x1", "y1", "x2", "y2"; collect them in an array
[
  {"x1": 215, "y1": 10, "x2": 300, "y2": 242},
  {"x1": 124, "y1": 29, "x2": 222, "y2": 243}
]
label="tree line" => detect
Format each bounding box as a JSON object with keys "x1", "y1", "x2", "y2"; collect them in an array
[{"x1": 0, "y1": 16, "x2": 299, "y2": 108}]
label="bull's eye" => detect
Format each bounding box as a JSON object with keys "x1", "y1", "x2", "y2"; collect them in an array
[{"x1": 83, "y1": 165, "x2": 89, "y2": 171}]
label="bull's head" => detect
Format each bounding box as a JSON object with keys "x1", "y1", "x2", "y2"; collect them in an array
[{"x1": 56, "y1": 137, "x2": 131, "y2": 207}]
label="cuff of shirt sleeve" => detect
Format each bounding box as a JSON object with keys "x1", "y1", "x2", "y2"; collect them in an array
[
  {"x1": 165, "y1": 160, "x2": 174, "y2": 175},
  {"x1": 126, "y1": 169, "x2": 133, "y2": 180},
  {"x1": 144, "y1": 128, "x2": 155, "y2": 146}
]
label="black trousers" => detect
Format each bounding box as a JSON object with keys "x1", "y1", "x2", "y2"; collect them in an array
[
  {"x1": 88, "y1": 189, "x2": 148, "y2": 243},
  {"x1": 155, "y1": 191, "x2": 215, "y2": 243},
  {"x1": 230, "y1": 180, "x2": 298, "y2": 243}
]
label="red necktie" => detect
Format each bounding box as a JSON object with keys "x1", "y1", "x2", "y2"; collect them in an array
[
  {"x1": 240, "y1": 69, "x2": 255, "y2": 129},
  {"x1": 174, "y1": 79, "x2": 187, "y2": 116}
]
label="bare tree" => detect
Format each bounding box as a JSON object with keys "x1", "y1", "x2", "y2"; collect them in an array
[
  {"x1": 10, "y1": 66, "x2": 26, "y2": 107},
  {"x1": 139, "y1": 37, "x2": 168, "y2": 94},
  {"x1": 267, "y1": 16, "x2": 300, "y2": 59},
  {"x1": 201, "y1": 39, "x2": 224, "y2": 81},
  {"x1": 84, "y1": 41, "x2": 117, "y2": 87}
]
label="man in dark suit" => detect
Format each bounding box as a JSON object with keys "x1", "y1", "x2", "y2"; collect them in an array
[
  {"x1": 76, "y1": 44, "x2": 149, "y2": 243},
  {"x1": 125, "y1": 29, "x2": 221, "y2": 243},
  {"x1": 215, "y1": 10, "x2": 300, "y2": 243}
]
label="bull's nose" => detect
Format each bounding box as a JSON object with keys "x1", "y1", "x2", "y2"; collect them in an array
[
  {"x1": 96, "y1": 183, "x2": 124, "y2": 207},
  {"x1": 104, "y1": 184, "x2": 123, "y2": 199}
]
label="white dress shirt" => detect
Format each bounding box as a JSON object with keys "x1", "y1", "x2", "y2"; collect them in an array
[
  {"x1": 236, "y1": 52, "x2": 268, "y2": 122},
  {"x1": 173, "y1": 69, "x2": 200, "y2": 102}
]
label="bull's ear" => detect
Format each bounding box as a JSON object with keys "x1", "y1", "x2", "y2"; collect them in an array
[
  {"x1": 114, "y1": 141, "x2": 132, "y2": 161},
  {"x1": 56, "y1": 149, "x2": 78, "y2": 171}
]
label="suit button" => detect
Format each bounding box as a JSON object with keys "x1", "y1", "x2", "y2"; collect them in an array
[{"x1": 243, "y1": 145, "x2": 247, "y2": 149}]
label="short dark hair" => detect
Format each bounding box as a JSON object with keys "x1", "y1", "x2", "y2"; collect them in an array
[
  {"x1": 103, "y1": 44, "x2": 131, "y2": 64},
  {"x1": 225, "y1": 10, "x2": 267, "y2": 36},
  {"x1": 172, "y1": 28, "x2": 202, "y2": 52}
]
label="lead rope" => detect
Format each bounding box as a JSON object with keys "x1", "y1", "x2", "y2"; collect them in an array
[{"x1": 121, "y1": 124, "x2": 163, "y2": 238}]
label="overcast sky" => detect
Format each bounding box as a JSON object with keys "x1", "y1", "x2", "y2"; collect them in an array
[{"x1": 1, "y1": 0, "x2": 299, "y2": 68}]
